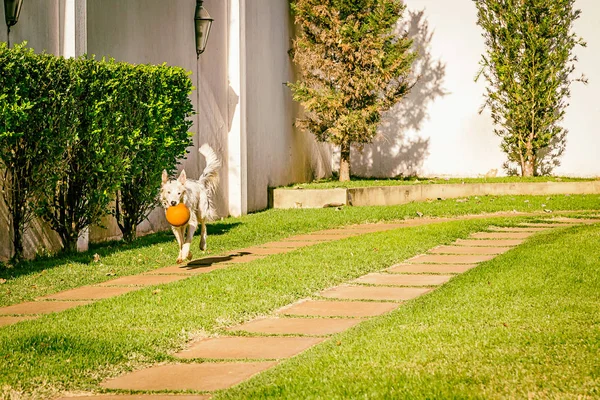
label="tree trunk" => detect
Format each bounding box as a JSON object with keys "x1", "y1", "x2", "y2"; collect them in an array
[
  {"x1": 339, "y1": 143, "x2": 351, "y2": 182},
  {"x1": 523, "y1": 158, "x2": 535, "y2": 177}
]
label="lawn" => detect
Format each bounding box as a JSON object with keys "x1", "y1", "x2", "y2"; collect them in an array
[
  {"x1": 218, "y1": 223, "x2": 600, "y2": 399},
  {"x1": 0, "y1": 195, "x2": 599, "y2": 399},
  {"x1": 282, "y1": 175, "x2": 596, "y2": 189},
  {"x1": 1, "y1": 194, "x2": 599, "y2": 307}
]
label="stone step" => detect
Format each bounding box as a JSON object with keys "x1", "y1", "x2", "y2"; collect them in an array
[
  {"x1": 235, "y1": 247, "x2": 295, "y2": 255},
  {"x1": 319, "y1": 285, "x2": 431, "y2": 301},
  {"x1": 257, "y1": 241, "x2": 321, "y2": 249},
  {"x1": 146, "y1": 264, "x2": 224, "y2": 275},
  {"x1": 228, "y1": 317, "x2": 361, "y2": 336},
  {"x1": 489, "y1": 226, "x2": 552, "y2": 232},
  {"x1": 407, "y1": 254, "x2": 495, "y2": 264},
  {"x1": 0, "y1": 300, "x2": 92, "y2": 315},
  {"x1": 98, "y1": 275, "x2": 187, "y2": 287},
  {"x1": 469, "y1": 232, "x2": 535, "y2": 240},
  {"x1": 428, "y1": 246, "x2": 511, "y2": 255},
  {"x1": 38, "y1": 286, "x2": 138, "y2": 301},
  {"x1": 276, "y1": 300, "x2": 399, "y2": 318},
  {"x1": 387, "y1": 263, "x2": 477, "y2": 274},
  {"x1": 101, "y1": 362, "x2": 277, "y2": 392},
  {"x1": 174, "y1": 336, "x2": 324, "y2": 360},
  {"x1": 454, "y1": 239, "x2": 524, "y2": 247},
  {"x1": 353, "y1": 273, "x2": 452, "y2": 286}
]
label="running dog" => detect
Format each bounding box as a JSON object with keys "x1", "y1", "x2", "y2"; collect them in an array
[{"x1": 161, "y1": 144, "x2": 221, "y2": 263}]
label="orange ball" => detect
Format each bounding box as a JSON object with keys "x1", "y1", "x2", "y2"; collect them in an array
[{"x1": 165, "y1": 203, "x2": 190, "y2": 227}]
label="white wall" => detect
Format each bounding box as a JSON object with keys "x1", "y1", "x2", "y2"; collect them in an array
[
  {"x1": 244, "y1": 0, "x2": 331, "y2": 211},
  {"x1": 86, "y1": 0, "x2": 231, "y2": 240},
  {"x1": 351, "y1": 0, "x2": 600, "y2": 178}
]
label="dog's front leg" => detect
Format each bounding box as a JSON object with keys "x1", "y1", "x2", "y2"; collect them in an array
[
  {"x1": 181, "y1": 221, "x2": 198, "y2": 261},
  {"x1": 172, "y1": 226, "x2": 185, "y2": 263}
]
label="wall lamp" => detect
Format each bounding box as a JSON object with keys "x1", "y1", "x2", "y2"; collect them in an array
[{"x1": 194, "y1": 0, "x2": 213, "y2": 57}]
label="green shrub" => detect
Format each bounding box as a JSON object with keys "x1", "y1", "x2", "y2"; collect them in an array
[
  {"x1": 0, "y1": 44, "x2": 195, "y2": 255},
  {"x1": 113, "y1": 63, "x2": 193, "y2": 242},
  {"x1": 0, "y1": 43, "x2": 70, "y2": 261}
]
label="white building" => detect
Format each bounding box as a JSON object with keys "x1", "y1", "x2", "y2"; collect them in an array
[{"x1": 1, "y1": 0, "x2": 599, "y2": 259}]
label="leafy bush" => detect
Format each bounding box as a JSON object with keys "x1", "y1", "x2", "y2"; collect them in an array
[
  {"x1": 475, "y1": 0, "x2": 586, "y2": 176},
  {"x1": 113, "y1": 64, "x2": 193, "y2": 242},
  {"x1": 0, "y1": 44, "x2": 194, "y2": 256},
  {"x1": 288, "y1": 0, "x2": 417, "y2": 181},
  {"x1": 0, "y1": 43, "x2": 70, "y2": 261}
]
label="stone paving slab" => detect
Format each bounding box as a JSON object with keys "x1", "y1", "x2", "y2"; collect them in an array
[
  {"x1": 407, "y1": 254, "x2": 495, "y2": 264},
  {"x1": 454, "y1": 239, "x2": 524, "y2": 247},
  {"x1": 353, "y1": 273, "x2": 452, "y2": 286},
  {"x1": 281, "y1": 235, "x2": 336, "y2": 242},
  {"x1": 276, "y1": 299, "x2": 399, "y2": 317},
  {"x1": 428, "y1": 246, "x2": 511, "y2": 255},
  {"x1": 218, "y1": 254, "x2": 266, "y2": 264},
  {"x1": 387, "y1": 263, "x2": 477, "y2": 274},
  {"x1": 319, "y1": 285, "x2": 431, "y2": 301},
  {"x1": 228, "y1": 317, "x2": 362, "y2": 335},
  {"x1": 146, "y1": 265, "x2": 225, "y2": 275},
  {"x1": 489, "y1": 226, "x2": 551, "y2": 232},
  {"x1": 39, "y1": 287, "x2": 138, "y2": 301},
  {"x1": 519, "y1": 222, "x2": 575, "y2": 227},
  {"x1": 98, "y1": 275, "x2": 187, "y2": 287},
  {"x1": 257, "y1": 241, "x2": 320, "y2": 249},
  {"x1": 0, "y1": 300, "x2": 92, "y2": 315},
  {"x1": 57, "y1": 395, "x2": 210, "y2": 400},
  {"x1": 470, "y1": 232, "x2": 535, "y2": 239},
  {"x1": 236, "y1": 247, "x2": 295, "y2": 255},
  {"x1": 0, "y1": 316, "x2": 37, "y2": 326},
  {"x1": 101, "y1": 362, "x2": 277, "y2": 392},
  {"x1": 175, "y1": 336, "x2": 325, "y2": 360}
]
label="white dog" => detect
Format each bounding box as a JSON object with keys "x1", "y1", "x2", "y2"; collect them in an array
[{"x1": 161, "y1": 144, "x2": 221, "y2": 263}]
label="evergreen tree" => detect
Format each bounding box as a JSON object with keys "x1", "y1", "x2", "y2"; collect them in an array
[
  {"x1": 475, "y1": 0, "x2": 586, "y2": 176},
  {"x1": 289, "y1": 0, "x2": 417, "y2": 181}
]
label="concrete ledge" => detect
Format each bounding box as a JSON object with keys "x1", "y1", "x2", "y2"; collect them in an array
[
  {"x1": 271, "y1": 188, "x2": 347, "y2": 209},
  {"x1": 271, "y1": 181, "x2": 600, "y2": 209}
]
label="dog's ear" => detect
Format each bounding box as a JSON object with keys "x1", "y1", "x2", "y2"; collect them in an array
[
  {"x1": 161, "y1": 170, "x2": 169, "y2": 185},
  {"x1": 178, "y1": 170, "x2": 187, "y2": 185}
]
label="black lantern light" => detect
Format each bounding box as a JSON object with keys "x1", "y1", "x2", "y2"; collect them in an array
[
  {"x1": 194, "y1": 0, "x2": 213, "y2": 57},
  {"x1": 4, "y1": 0, "x2": 23, "y2": 29}
]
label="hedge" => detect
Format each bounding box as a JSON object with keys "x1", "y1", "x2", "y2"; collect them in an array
[{"x1": 0, "y1": 43, "x2": 193, "y2": 259}]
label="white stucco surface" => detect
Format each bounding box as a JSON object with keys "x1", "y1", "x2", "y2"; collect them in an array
[{"x1": 351, "y1": 0, "x2": 600, "y2": 178}]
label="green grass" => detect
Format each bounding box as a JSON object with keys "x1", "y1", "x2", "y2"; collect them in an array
[
  {"x1": 217, "y1": 224, "x2": 600, "y2": 399},
  {"x1": 0, "y1": 196, "x2": 599, "y2": 399},
  {"x1": 0, "y1": 215, "x2": 572, "y2": 399},
  {"x1": 282, "y1": 176, "x2": 597, "y2": 189},
  {"x1": 1, "y1": 194, "x2": 599, "y2": 307}
]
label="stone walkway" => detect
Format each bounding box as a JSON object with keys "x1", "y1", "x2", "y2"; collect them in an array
[{"x1": 1, "y1": 215, "x2": 597, "y2": 399}]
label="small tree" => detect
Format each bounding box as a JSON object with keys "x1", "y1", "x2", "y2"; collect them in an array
[
  {"x1": 475, "y1": 0, "x2": 586, "y2": 176},
  {"x1": 289, "y1": 0, "x2": 417, "y2": 181},
  {"x1": 36, "y1": 57, "x2": 130, "y2": 252},
  {"x1": 0, "y1": 44, "x2": 70, "y2": 261},
  {"x1": 113, "y1": 64, "x2": 193, "y2": 242}
]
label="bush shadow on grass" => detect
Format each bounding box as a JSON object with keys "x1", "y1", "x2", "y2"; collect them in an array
[{"x1": 0, "y1": 221, "x2": 242, "y2": 280}]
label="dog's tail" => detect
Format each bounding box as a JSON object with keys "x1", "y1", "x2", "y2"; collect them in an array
[{"x1": 199, "y1": 144, "x2": 221, "y2": 221}]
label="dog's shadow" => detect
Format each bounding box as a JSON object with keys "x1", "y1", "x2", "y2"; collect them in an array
[{"x1": 184, "y1": 251, "x2": 252, "y2": 269}]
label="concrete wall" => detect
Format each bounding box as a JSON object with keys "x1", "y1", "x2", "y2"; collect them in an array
[
  {"x1": 86, "y1": 0, "x2": 230, "y2": 241},
  {"x1": 350, "y1": 0, "x2": 600, "y2": 178},
  {"x1": 244, "y1": 0, "x2": 331, "y2": 211}
]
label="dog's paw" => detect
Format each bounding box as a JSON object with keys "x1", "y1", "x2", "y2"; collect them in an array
[
  {"x1": 187, "y1": 252, "x2": 193, "y2": 260},
  {"x1": 176, "y1": 258, "x2": 183, "y2": 264}
]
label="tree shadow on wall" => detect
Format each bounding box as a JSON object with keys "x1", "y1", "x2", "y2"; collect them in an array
[{"x1": 352, "y1": 9, "x2": 448, "y2": 178}]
